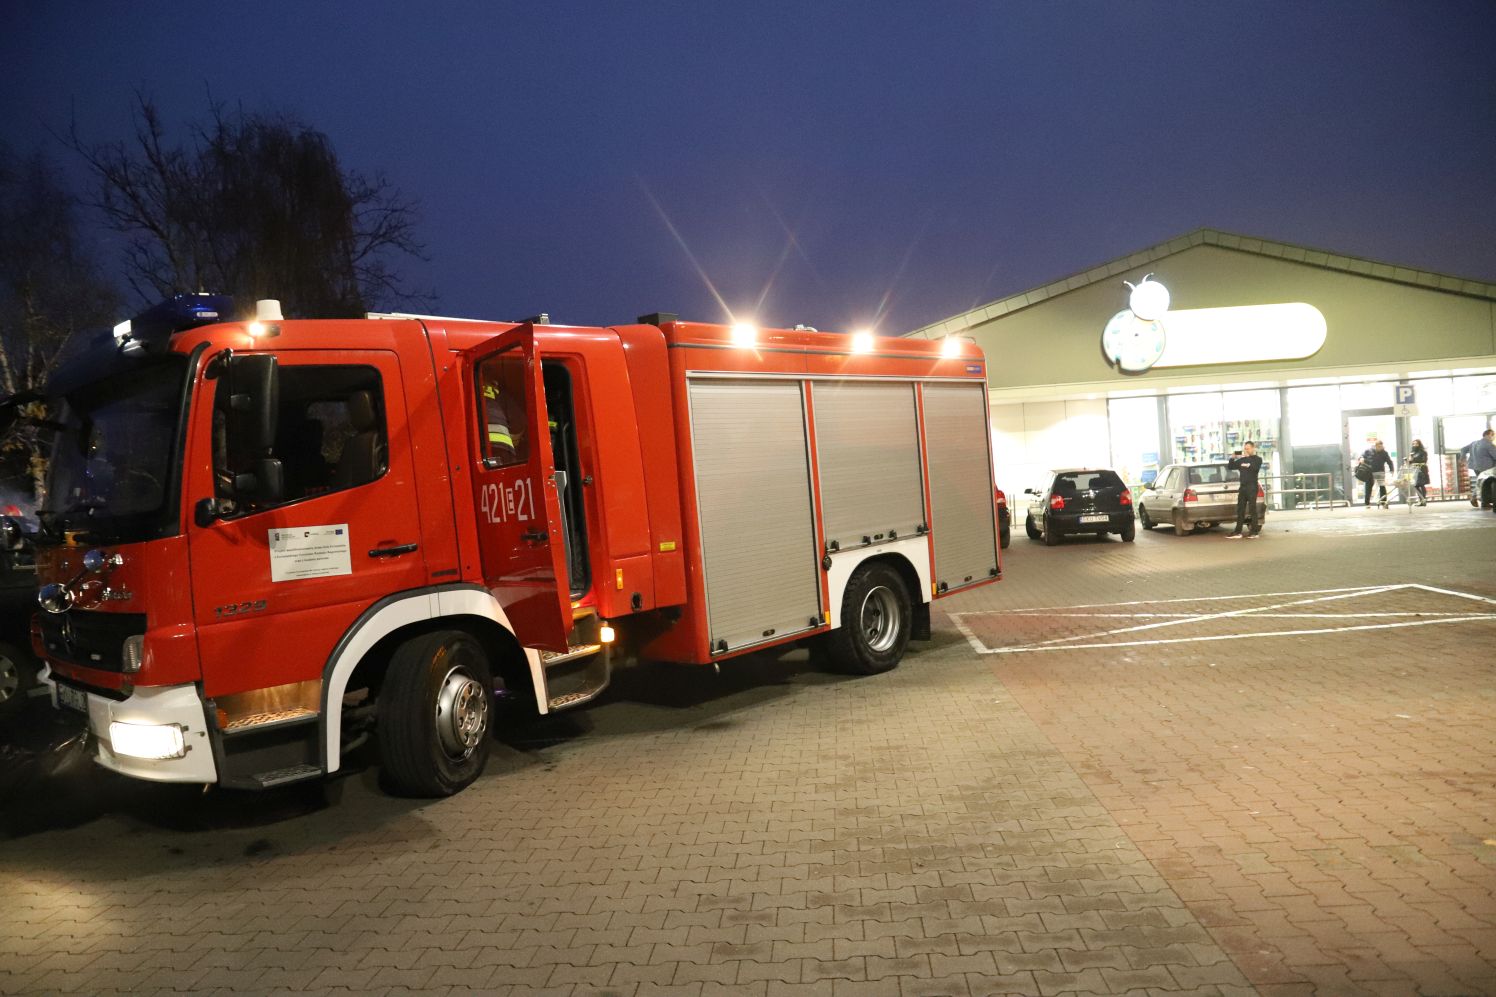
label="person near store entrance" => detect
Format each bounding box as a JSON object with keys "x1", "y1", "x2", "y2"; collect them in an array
[
  {"x1": 1360, "y1": 440, "x2": 1395, "y2": 508},
  {"x1": 1407, "y1": 438, "x2": 1430, "y2": 506},
  {"x1": 1226, "y1": 441, "x2": 1263, "y2": 539},
  {"x1": 1460, "y1": 429, "x2": 1496, "y2": 507}
]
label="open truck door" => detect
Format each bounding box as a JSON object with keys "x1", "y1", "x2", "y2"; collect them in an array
[{"x1": 463, "y1": 325, "x2": 573, "y2": 653}]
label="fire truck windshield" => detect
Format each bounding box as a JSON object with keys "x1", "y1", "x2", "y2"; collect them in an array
[{"x1": 37, "y1": 357, "x2": 188, "y2": 544}]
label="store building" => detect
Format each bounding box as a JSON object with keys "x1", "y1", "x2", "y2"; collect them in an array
[{"x1": 909, "y1": 229, "x2": 1496, "y2": 506}]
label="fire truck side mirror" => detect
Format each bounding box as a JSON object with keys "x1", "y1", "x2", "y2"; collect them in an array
[
  {"x1": 235, "y1": 459, "x2": 285, "y2": 503},
  {"x1": 225, "y1": 354, "x2": 280, "y2": 454}
]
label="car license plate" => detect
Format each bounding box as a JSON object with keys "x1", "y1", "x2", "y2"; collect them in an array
[
  {"x1": 1078, "y1": 514, "x2": 1109, "y2": 524},
  {"x1": 57, "y1": 684, "x2": 87, "y2": 714}
]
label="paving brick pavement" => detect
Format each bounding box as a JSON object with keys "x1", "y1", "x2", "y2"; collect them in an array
[
  {"x1": 957, "y1": 502, "x2": 1496, "y2": 996},
  {"x1": 0, "y1": 502, "x2": 1490, "y2": 997}
]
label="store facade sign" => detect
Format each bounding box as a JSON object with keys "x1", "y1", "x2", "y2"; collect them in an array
[{"x1": 1102, "y1": 277, "x2": 1328, "y2": 373}]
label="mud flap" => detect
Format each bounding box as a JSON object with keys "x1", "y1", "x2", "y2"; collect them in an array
[{"x1": 911, "y1": 601, "x2": 932, "y2": 641}]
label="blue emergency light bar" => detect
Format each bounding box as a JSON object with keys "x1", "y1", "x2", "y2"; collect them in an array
[{"x1": 113, "y1": 293, "x2": 234, "y2": 352}]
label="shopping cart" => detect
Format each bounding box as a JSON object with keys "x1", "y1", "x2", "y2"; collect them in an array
[{"x1": 1395, "y1": 462, "x2": 1424, "y2": 511}]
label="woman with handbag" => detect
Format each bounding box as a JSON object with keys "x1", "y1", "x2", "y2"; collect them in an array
[{"x1": 1408, "y1": 439, "x2": 1429, "y2": 506}]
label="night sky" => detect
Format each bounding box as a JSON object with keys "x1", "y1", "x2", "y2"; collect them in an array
[{"x1": 4, "y1": 1, "x2": 1494, "y2": 335}]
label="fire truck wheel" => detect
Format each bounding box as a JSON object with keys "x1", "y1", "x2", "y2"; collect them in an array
[
  {"x1": 377, "y1": 630, "x2": 493, "y2": 797},
  {"x1": 0, "y1": 641, "x2": 35, "y2": 720},
  {"x1": 826, "y1": 562, "x2": 912, "y2": 675}
]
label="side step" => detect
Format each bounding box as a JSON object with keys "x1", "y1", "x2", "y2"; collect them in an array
[
  {"x1": 248, "y1": 763, "x2": 321, "y2": 789},
  {"x1": 540, "y1": 643, "x2": 603, "y2": 667},
  {"x1": 543, "y1": 643, "x2": 611, "y2": 712}
]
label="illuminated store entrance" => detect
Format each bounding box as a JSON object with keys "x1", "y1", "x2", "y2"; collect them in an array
[{"x1": 1344, "y1": 409, "x2": 1399, "y2": 504}]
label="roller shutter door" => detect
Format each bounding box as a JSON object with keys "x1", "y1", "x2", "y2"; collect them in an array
[
  {"x1": 813, "y1": 381, "x2": 925, "y2": 550},
  {"x1": 688, "y1": 379, "x2": 822, "y2": 652},
  {"x1": 922, "y1": 382, "x2": 999, "y2": 593}
]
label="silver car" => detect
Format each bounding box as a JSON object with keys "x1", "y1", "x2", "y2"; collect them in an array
[{"x1": 1138, "y1": 462, "x2": 1266, "y2": 536}]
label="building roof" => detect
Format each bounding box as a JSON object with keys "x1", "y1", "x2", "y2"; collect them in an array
[{"x1": 907, "y1": 228, "x2": 1496, "y2": 339}]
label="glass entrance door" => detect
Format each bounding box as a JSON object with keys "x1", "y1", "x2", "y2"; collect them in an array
[
  {"x1": 1344, "y1": 410, "x2": 1398, "y2": 505},
  {"x1": 1439, "y1": 412, "x2": 1496, "y2": 500}
]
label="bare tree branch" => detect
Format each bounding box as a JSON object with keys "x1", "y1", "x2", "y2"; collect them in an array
[{"x1": 71, "y1": 96, "x2": 431, "y2": 316}]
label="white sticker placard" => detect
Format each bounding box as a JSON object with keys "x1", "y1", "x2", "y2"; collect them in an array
[{"x1": 269, "y1": 524, "x2": 352, "y2": 582}]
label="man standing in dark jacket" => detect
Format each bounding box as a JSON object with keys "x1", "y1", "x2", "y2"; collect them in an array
[
  {"x1": 1362, "y1": 440, "x2": 1395, "y2": 508},
  {"x1": 1226, "y1": 441, "x2": 1264, "y2": 539}
]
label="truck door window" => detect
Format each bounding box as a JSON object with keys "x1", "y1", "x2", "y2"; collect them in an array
[
  {"x1": 476, "y1": 349, "x2": 529, "y2": 469},
  {"x1": 213, "y1": 364, "x2": 387, "y2": 514}
]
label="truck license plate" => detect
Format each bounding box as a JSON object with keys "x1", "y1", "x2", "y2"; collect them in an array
[
  {"x1": 1079, "y1": 514, "x2": 1108, "y2": 524},
  {"x1": 57, "y1": 684, "x2": 87, "y2": 714}
]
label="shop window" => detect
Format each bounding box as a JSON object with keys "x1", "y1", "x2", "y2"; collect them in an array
[
  {"x1": 1340, "y1": 381, "x2": 1396, "y2": 410},
  {"x1": 1452, "y1": 375, "x2": 1496, "y2": 414},
  {"x1": 1409, "y1": 378, "x2": 1454, "y2": 417},
  {"x1": 1219, "y1": 389, "x2": 1279, "y2": 473},
  {"x1": 1167, "y1": 392, "x2": 1224, "y2": 465},
  {"x1": 1107, "y1": 396, "x2": 1160, "y2": 487},
  {"x1": 1287, "y1": 386, "x2": 1340, "y2": 446}
]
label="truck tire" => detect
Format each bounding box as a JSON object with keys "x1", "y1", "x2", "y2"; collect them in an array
[
  {"x1": 826, "y1": 562, "x2": 911, "y2": 675},
  {"x1": 0, "y1": 641, "x2": 35, "y2": 721},
  {"x1": 377, "y1": 630, "x2": 493, "y2": 797}
]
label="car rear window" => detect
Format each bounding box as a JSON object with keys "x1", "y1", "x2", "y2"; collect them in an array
[
  {"x1": 1054, "y1": 470, "x2": 1125, "y2": 494},
  {"x1": 1187, "y1": 465, "x2": 1240, "y2": 485}
]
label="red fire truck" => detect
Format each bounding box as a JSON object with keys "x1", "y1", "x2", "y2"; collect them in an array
[{"x1": 28, "y1": 294, "x2": 1000, "y2": 796}]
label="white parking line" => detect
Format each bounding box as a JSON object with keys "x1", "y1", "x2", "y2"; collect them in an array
[
  {"x1": 1006, "y1": 611, "x2": 1476, "y2": 619},
  {"x1": 951, "y1": 582, "x2": 1496, "y2": 656},
  {"x1": 987, "y1": 585, "x2": 1388, "y2": 612}
]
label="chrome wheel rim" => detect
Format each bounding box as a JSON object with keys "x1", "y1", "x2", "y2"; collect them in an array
[
  {"x1": 435, "y1": 665, "x2": 488, "y2": 760},
  {"x1": 859, "y1": 585, "x2": 900, "y2": 653}
]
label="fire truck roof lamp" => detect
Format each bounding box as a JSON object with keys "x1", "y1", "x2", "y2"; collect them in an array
[
  {"x1": 731, "y1": 323, "x2": 758, "y2": 348},
  {"x1": 851, "y1": 331, "x2": 874, "y2": 354},
  {"x1": 113, "y1": 293, "x2": 234, "y2": 353},
  {"x1": 941, "y1": 335, "x2": 963, "y2": 358}
]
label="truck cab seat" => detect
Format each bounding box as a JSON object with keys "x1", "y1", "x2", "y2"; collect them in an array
[{"x1": 332, "y1": 390, "x2": 386, "y2": 488}]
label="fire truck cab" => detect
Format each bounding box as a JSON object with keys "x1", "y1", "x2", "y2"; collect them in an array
[{"x1": 30, "y1": 295, "x2": 1000, "y2": 797}]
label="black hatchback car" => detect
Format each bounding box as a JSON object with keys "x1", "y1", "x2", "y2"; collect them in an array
[{"x1": 1023, "y1": 468, "x2": 1135, "y2": 545}]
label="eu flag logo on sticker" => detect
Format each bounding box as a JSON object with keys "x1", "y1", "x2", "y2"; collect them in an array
[
  {"x1": 965, "y1": 363, "x2": 984, "y2": 375},
  {"x1": 335, "y1": 528, "x2": 344, "y2": 535}
]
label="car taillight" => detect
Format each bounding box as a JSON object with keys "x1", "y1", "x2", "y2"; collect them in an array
[
  {"x1": 1183, "y1": 488, "x2": 1198, "y2": 503},
  {"x1": 1050, "y1": 495, "x2": 1065, "y2": 510},
  {"x1": 1257, "y1": 485, "x2": 1265, "y2": 499},
  {"x1": 1120, "y1": 488, "x2": 1132, "y2": 506}
]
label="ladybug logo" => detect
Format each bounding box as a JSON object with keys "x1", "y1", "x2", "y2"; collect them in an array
[{"x1": 1102, "y1": 275, "x2": 1170, "y2": 372}]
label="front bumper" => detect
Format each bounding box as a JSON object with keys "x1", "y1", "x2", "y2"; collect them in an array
[{"x1": 41, "y1": 669, "x2": 218, "y2": 784}]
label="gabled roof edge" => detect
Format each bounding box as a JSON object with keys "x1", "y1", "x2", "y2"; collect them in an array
[{"x1": 906, "y1": 227, "x2": 1496, "y2": 338}]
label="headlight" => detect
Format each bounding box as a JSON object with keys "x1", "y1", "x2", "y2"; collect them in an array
[{"x1": 108, "y1": 722, "x2": 186, "y2": 760}]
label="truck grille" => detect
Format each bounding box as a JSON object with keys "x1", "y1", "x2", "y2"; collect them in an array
[{"x1": 38, "y1": 610, "x2": 146, "y2": 673}]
